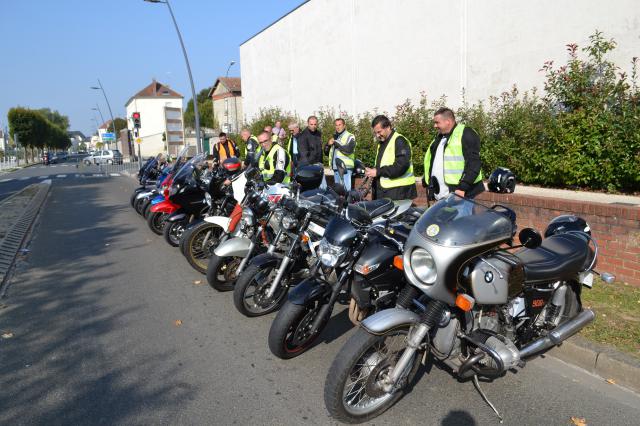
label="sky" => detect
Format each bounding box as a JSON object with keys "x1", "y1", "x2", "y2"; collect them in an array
[{"x1": 0, "y1": 0, "x2": 303, "y2": 137}]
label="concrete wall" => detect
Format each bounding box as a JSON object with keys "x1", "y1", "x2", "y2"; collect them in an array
[
  {"x1": 240, "y1": 0, "x2": 640, "y2": 120},
  {"x1": 125, "y1": 97, "x2": 183, "y2": 158}
]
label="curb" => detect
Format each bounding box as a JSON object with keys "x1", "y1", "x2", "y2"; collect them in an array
[{"x1": 549, "y1": 336, "x2": 640, "y2": 394}]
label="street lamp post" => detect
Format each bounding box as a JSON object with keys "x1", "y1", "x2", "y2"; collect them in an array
[
  {"x1": 224, "y1": 60, "x2": 235, "y2": 133},
  {"x1": 144, "y1": 0, "x2": 202, "y2": 154},
  {"x1": 91, "y1": 80, "x2": 117, "y2": 149},
  {"x1": 92, "y1": 106, "x2": 106, "y2": 126}
]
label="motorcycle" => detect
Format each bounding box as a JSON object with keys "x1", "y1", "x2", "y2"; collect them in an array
[
  {"x1": 323, "y1": 193, "x2": 614, "y2": 423},
  {"x1": 268, "y1": 201, "x2": 424, "y2": 359}
]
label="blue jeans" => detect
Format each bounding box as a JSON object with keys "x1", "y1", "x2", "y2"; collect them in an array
[{"x1": 333, "y1": 168, "x2": 352, "y2": 191}]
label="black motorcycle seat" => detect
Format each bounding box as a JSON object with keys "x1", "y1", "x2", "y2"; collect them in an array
[
  {"x1": 356, "y1": 198, "x2": 394, "y2": 218},
  {"x1": 514, "y1": 233, "x2": 592, "y2": 283}
]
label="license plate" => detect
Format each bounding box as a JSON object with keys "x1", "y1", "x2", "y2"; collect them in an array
[{"x1": 579, "y1": 271, "x2": 594, "y2": 288}]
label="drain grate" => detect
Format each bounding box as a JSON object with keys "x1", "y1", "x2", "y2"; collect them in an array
[{"x1": 0, "y1": 182, "x2": 51, "y2": 296}]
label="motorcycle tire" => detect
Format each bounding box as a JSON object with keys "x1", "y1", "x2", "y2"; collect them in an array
[
  {"x1": 179, "y1": 220, "x2": 202, "y2": 256},
  {"x1": 163, "y1": 219, "x2": 187, "y2": 247},
  {"x1": 233, "y1": 262, "x2": 288, "y2": 317},
  {"x1": 324, "y1": 326, "x2": 421, "y2": 424},
  {"x1": 143, "y1": 202, "x2": 153, "y2": 220},
  {"x1": 146, "y1": 211, "x2": 166, "y2": 235},
  {"x1": 182, "y1": 221, "x2": 223, "y2": 274},
  {"x1": 268, "y1": 299, "x2": 330, "y2": 359},
  {"x1": 140, "y1": 198, "x2": 152, "y2": 219},
  {"x1": 206, "y1": 254, "x2": 243, "y2": 292},
  {"x1": 130, "y1": 191, "x2": 138, "y2": 208},
  {"x1": 134, "y1": 197, "x2": 147, "y2": 215}
]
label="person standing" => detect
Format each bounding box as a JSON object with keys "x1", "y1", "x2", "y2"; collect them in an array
[
  {"x1": 256, "y1": 131, "x2": 291, "y2": 184},
  {"x1": 286, "y1": 123, "x2": 301, "y2": 171},
  {"x1": 365, "y1": 115, "x2": 417, "y2": 200},
  {"x1": 325, "y1": 118, "x2": 356, "y2": 191},
  {"x1": 212, "y1": 132, "x2": 239, "y2": 163},
  {"x1": 423, "y1": 107, "x2": 484, "y2": 201},
  {"x1": 297, "y1": 116, "x2": 323, "y2": 167},
  {"x1": 240, "y1": 128, "x2": 259, "y2": 166}
]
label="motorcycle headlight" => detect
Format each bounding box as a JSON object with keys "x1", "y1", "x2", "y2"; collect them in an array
[
  {"x1": 282, "y1": 215, "x2": 298, "y2": 230},
  {"x1": 410, "y1": 248, "x2": 437, "y2": 284},
  {"x1": 318, "y1": 239, "x2": 347, "y2": 268},
  {"x1": 205, "y1": 192, "x2": 212, "y2": 206}
]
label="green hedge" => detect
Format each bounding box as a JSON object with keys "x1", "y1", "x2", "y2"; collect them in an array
[{"x1": 243, "y1": 32, "x2": 639, "y2": 193}]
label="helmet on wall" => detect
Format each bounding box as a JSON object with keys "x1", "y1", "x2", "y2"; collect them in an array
[
  {"x1": 488, "y1": 167, "x2": 516, "y2": 193},
  {"x1": 544, "y1": 215, "x2": 591, "y2": 238}
]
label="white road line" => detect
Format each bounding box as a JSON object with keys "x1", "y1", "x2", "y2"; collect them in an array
[
  {"x1": 19, "y1": 177, "x2": 30, "y2": 180},
  {"x1": 75, "y1": 174, "x2": 81, "y2": 178},
  {"x1": 0, "y1": 179, "x2": 12, "y2": 183},
  {"x1": 93, "y1": 174, "x2": 103, "y2": 177},
  {"x1": 56, "y1": 174, "x2": 67, "y2": 178},
  {"x1": 39, "y1": 175, "x2": 49, "y2": 179},
  {"x1": 109, "y1": 173, "x2": 121, "y2": 177},
  {"x1": 50, "y1": 165, "x2": 57, "y2": 168}
]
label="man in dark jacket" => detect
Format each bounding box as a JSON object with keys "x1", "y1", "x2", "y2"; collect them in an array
[
  {"x1": 365, "y1": 115, "x2": 417, "y2": 200},
  {"x1": 423, "y1": 107, "x2": 484, "y2": 200},
  {"x1": 297, "y1": 115, "x2": 323, "y2": 166}
]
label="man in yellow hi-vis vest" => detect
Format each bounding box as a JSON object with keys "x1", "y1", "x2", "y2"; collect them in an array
[
  {"x1": 365, "y1": 115, "x2": 417, "y2": 200},
  {"x1": 325, "y1": 118, "x2": 356, "y2": 191},
  {"x1": 423, "y1": 107, "x2": 484, "y2": 201},
  {"x1": 257, "y1": 131, "x2": 291, "y2": 184}
]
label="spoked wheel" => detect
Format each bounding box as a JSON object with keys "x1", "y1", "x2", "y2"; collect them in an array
[
  {"x1": 268, "y1": 299, "x2": 330, "y2": 359},
  {"x1": 232, "y1": 262, "x2": 288, "y2": 317},
  {"x1": 324, "y1": 326, "x2": 421, "y2": 424},
  {"x1": 207, "y1": 255, "x2": 243, "y2": 291},
  {"x1": 163, "y1": 219, "x2": 187, "y2": 247},
  {"x1": 183, "y1": 222, "x2": 223, "y2": 274},
  {"x1": 146, "y1": 211, "x2": 167, "y2": 235}
]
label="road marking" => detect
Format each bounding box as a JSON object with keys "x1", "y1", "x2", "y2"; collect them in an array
[
  {"x1": 39, "y1": 175, "x2": 49, "y2": 179},
  {"x1": 0, "y1": 179, "x2": 12, "y2": 183},
  {"x1": 50, "y1": 165, "x2": 57, "y2": 168},
  {"x1": 93, "y1": 174, "x2": 103, "y2": 177},
  {"x1": 75, "y1": 174, "x2": 81, "y2": 178},
  {"x1": 56, "y1": 174, "x2": 67, "y2": 178},
  {"x1": 110, "y1": 173, "x2": 121, "y2": 177},
  {"x1": 19, "y1": 177, "x2": 30, "y2": 180}
]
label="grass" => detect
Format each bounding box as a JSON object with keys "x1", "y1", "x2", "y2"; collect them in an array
[{"x1": 580, "y1": 278, "x2": 640, "y2": 359}]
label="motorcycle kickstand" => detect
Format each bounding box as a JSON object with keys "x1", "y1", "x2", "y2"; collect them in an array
[{"x1": 472, "y1": 374, "x2": 503, "y2": 423}]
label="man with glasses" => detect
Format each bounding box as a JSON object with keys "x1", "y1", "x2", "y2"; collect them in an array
[{"x1": 257, "y1": 131, "x2": 291, "y2": 184}]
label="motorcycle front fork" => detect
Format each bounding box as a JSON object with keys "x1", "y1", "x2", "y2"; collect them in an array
[
  {"x1": 235, "y1": 241, "x2": 255, "y2": 276},
  {"x1": 381, "y1": 322, "x2": 430, "y2": 392},
  {"x1": 266, "y1": 256, "x2": 291, "y2": 298}
]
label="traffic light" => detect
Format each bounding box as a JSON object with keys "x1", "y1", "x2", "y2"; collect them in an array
[{"x1": 132, "y1": 112, "x2": 141, "y2": 129}]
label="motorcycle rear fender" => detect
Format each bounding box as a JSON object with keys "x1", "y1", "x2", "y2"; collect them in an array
[
  {"x1": 214, "y1": 237, "x2": 252, "y2": 257},
  {"x1": 360, "y1": 308, "x2": 421, "y2": 336},
  {"x1": 288, "y1": 277, "x2": 331, "y2": 305},
  {"x1": 166, "y1": 212, "x2": 187, "y2": 223},
  {"x1": 247, "y1": 252, "x2": 283, "y2": 270},
  {"x1": 204, "y1": 215, "x2": 231, "y2": 232},
  {"x1": 150, "y1": 199, "x2": 179, "y2": 214}
]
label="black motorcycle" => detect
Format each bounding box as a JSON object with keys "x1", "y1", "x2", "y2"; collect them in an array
[{"x1": 268, "y1": 202, "x2": 422, "y2": 359}]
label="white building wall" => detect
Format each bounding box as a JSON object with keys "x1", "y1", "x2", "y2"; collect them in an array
[
  {"x1": 240, "y1": 0, "x2": 640, "y2": 120},
  {"x1": 125, "y1": 97, "x2": 183, "y2": 158}
]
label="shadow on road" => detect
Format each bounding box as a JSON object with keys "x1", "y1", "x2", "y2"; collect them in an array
[{"x1": 0, "y1": 177, "x2": 196, "y2": 424}]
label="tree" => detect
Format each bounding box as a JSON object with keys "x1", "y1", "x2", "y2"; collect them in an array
[
  {"x1": 183, "y1": 87, "x2": 217, "y2": 129},
  {"x1": 37, "y1": 108, "x2": 70, "y2": 130},
  {"x1": 112, "y1": 117, "x2": 127, "y2": 136}
]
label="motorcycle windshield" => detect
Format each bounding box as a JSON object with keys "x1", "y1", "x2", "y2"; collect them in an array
[
  {"x1": 172, "y1": 153, "x2": 206, "y2": 187},
  {"x1": 415, "y1": 194, "x2": 515, "y2": 246}
]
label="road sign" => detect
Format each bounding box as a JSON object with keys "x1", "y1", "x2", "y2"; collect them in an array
[
  {"x1": 135, "y1": 137, "x2": 142, "y2": 144},
  {"x1": 102, "y1": 132, "x2": 115, "y2": 141}
]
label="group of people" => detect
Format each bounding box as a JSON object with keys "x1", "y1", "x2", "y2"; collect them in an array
[{"x1": 209, "y1": 107, "x2": 484, "y2": 202}]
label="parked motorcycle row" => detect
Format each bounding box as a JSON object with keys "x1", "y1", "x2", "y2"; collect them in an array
[{"x1": 129, "y1": 152, "x2": 615, "y2": 424}]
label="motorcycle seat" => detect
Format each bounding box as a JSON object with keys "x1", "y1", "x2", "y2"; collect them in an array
[
  {"x1": 514, "y1": 233, "x2": 592, "y2": 283},
  {"x1": 356, "y1": 198, "x2": 395, "y2": 218}
]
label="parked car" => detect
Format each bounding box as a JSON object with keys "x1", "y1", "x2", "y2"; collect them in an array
[{"x1": 83, "y1": 149, "x2": 123, "y2": 165}]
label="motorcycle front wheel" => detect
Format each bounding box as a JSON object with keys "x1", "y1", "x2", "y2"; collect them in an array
[
  {"x1": 268, "y1": 299, "x2": 330, "y2": 359},
  {"x1": 134, "y1": 197, "x2": 147, "y2": 215},
  {"x1": 182, "y1": 222, "x2": 223, "y2": 274},
  {"x1": 324, "y1": 326, "x2": 421, "y2": 424},
  {"x1": 163, "y1": 219, "x2": 187, "y2": 247},
  {"x1": 233, "y1": 262, "x2": 288, "y2": 317},
  {"x1": 206, "y1": 254, "x2": 243, "y2": 291},
  {"x1": 146, "y1": 211, "x2": 167, "y2": 235}
]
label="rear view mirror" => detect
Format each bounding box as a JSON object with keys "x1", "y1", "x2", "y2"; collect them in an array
[
  {"x1": 518, "y1": 227, "x2": 542, "y2": 249},
  {"x1": 333, "y1": 183, "x2": 346, "y2": 197}
]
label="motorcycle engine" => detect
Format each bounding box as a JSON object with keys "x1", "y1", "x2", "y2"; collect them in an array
[{"x1": 481, "y1": 335, "x2": 521, "y2": 371}]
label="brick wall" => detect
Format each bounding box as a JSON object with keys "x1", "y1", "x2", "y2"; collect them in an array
[{"x1": 413, "y1": 187, "x2": 640, "y2": 286}]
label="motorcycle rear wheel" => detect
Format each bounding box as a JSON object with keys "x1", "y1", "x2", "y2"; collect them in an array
[
  {"x1": 163, "y1": 219, "x2": 187, "y2": 247},
  {"x1": 146, "y1": 211, "x2": 166, "y2": 235},
  {"x1": 183, "y1": 222, "x2": 223, "y2": 274},
  {"x1": 207, "y1": 254, "x2": 242, "y2": 292},
  {"x1": 268, "y1": 299, "x2": 330, "y2": 359},
  {"x1": 233, "y1": 262, "x2": 288, "y2": 317},
  {"x1": 324, "y1": 326, "x2": 421, "y2": 424}
]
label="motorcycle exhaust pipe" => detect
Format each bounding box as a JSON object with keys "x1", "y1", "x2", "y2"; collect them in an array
[{"x1": 519, "y1": 309, "x2": 595, "y2": 359}]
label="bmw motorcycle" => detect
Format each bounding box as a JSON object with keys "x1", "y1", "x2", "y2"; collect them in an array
[{"x1": 324, "y1": 194, "x2": 614, "y2": 423}]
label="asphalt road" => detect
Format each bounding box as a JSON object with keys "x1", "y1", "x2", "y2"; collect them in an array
[{"x1": 0, "y1": 169, "x2": 639, "y2": 425}]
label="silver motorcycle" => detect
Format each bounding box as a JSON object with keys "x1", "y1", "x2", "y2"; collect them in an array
[{"x1": 324, "y1": 193, "x2": 614, "y2": 423}]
